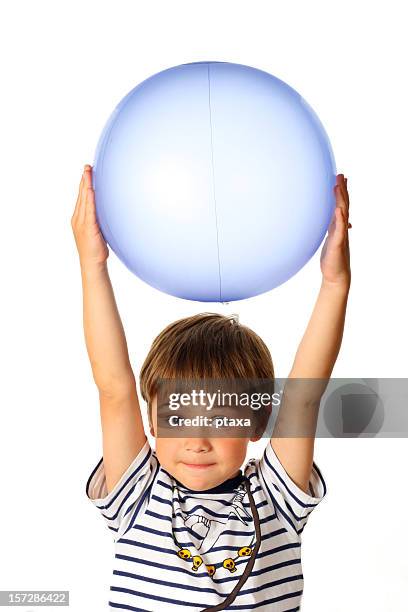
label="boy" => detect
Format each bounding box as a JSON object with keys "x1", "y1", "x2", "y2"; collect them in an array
[{"x1": 72, "y1": 166, "x2": 351, "y2": 611}]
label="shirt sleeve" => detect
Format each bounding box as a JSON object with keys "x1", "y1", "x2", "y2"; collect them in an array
[
  {"x1": 258, "y1": 440, "x2": 327, "y2": 538},
  {"x1": 86, "y1": 439, "x2": 157, "y2": 542}
]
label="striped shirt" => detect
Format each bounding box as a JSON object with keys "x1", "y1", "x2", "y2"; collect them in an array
[{"x1": 86, "y1": 440, "x2": 326, "y2": 611}]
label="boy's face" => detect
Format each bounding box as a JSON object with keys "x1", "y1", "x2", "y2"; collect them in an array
[{"x1": 150, "y1": 394, "x2": 260, "y2": 491}]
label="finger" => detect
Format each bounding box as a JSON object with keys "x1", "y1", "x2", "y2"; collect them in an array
[
  {"x1": 79, "y1": 166, "x2": 94, "y2": 225},
  {"x1": 85, "y1": 186, "x2": 97, "y2": 224},
  {"x1": 79, "y1": 165, "x2": 90, "y2": 200},
  {"x1": 328, "y1": 206, "x2": 341, "y2": 246},
  {"x1": 78, "y1": 171, "x2": 89, "y2": 225},
  {"x1": 336, "y1": 204, "x2": 345, "y2": 219},
  {"x1": 334, "y1": 185, "x2": 347, "y2": 218},
  {"x1": 340, "y1": 174, "x2": 349, "y2": 210},
  {"x1": 338, "y1": 207, "x2": 348, "y2": 235},
  {"x1": 346, "y1": 223, "x2": 352, "y2": 249},
  {"x1": 335, "y1": 206, "x2": 346, "y2": 243},
  {"x1": 83, "y1": 164, "x2": 92, "y2": 186},
  {"x1": 72, "y1": 170, "x2": 86, "y2": 220},
  {"x1": 335, "y1": 184, "x2": 348, "y2": 219},
  {"x1": 343, "y1": 176, "x2": 349, "y2": 210},
  {"x1": 337, "y1": 174, "x2": 349, "y2": 209},
  {"x1": 328, "y1": 206, "x2": 337, "y2": 235},
  {"x1": 79, "y1": 164, "x2": 93, "y2": 205},
  {"x1": 343, "y1": 210, "x2": 351, "y2": 248},
  {"x1": 76, "y1": 166, "x2": 91, "y2": 224}
]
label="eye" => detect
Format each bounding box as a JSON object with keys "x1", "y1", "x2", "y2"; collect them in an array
[{"x1": 158, "y1": 415, "x2": 174, "y2": 427}]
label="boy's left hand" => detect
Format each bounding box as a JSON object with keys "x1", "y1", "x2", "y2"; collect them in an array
[{"x1": 320, "y1": 174, "x2": 352, "y2": 287}]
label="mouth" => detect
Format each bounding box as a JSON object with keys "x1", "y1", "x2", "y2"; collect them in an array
[{"x1": 182, "y1": 462, "x2": 216, "y2": 470}]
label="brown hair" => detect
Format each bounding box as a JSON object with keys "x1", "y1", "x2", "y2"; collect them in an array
[{"x1": 139, "y1": 312, "x2": 274, "y2": 427}]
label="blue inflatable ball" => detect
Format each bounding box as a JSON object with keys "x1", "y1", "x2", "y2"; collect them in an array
[{"x1": 92, "y1": 61, "x2": 336, "y2": 302}]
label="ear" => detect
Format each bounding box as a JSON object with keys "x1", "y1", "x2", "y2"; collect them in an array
[
  {"x1": 148, "y1": 400, "x2": 155, "y2": 437},
  {"x1": 252, "y1": 402, "x2": 273, "y2": 439},
  {"x1": 249, "y1": 434, "x2": 262, "y2": 443}
]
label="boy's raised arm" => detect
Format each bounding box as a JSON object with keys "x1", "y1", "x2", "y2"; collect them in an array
[
  {"x1": 71, "y1": 165, "x2": 147, "y2": 494},
  {"x1": 271, "y1": 174, "x2": 352, "y2": 494}
]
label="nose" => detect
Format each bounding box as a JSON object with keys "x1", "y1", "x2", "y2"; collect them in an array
[{"x1": 184, "y1": 437, "x2": 212, "y2": 452}]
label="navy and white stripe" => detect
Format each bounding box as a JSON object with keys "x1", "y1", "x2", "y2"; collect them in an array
[
  {"x1": 86, "y1": 443, "x2": 157, "y2": 541},
  {"x1": 258, "y1": 441, "x2": 327, "y2": 539},
  {"x1": 86, "y1": 440, "x2": 326, "y2": 611}
]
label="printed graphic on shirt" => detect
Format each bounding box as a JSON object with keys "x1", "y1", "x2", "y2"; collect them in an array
[{"x1": 174, "y1": 482, "x2": 256, "y2": 579}]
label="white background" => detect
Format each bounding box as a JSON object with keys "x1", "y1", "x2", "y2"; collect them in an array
[{"x1": 1, "y1": 1, "x2": 407, "y2": 610}]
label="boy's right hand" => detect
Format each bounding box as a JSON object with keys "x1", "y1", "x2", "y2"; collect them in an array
[{"x1": 71, "y1": 165, "x2": 109, "y2": 269}]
